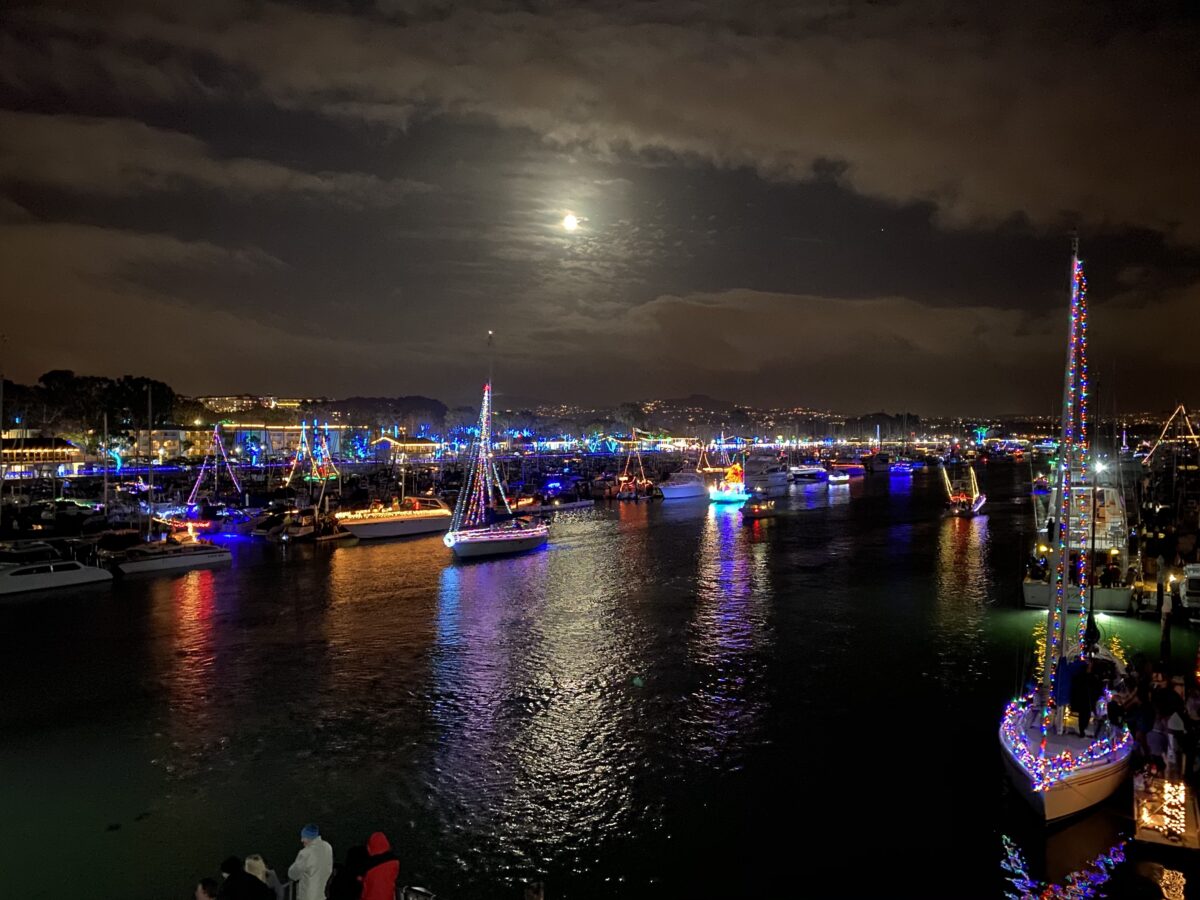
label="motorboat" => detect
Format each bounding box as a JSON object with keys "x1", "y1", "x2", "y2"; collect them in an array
[
  {"x1": 866, "y1": 452, "x2": 891, "y2": 473},
  {"x1": 788, "y1": 464, "x2": 827, "y2": 481},
  {"x1": 115, "y1": 540, "x2": 232, "y2": 575},
  {"x1": 335, "y1": 496, "x2": 452, "y2": 539},
  {"x1": 827, "y1": 470, "x2": 851, "y2": 485},
  {"x1": 658, "y1": 471, "x2": 709, "y2": 500},
  {"x1": 740, "y1": 497, "x2": 777, "y2": 520},
  {"x1": 0, "y1": 558, "x2": 113, "y2": 595},
  {"x1": 745, "y1": 463, "x2": 789, "y2": 493}
]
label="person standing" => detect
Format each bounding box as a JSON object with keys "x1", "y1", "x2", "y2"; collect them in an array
[
  {"x1": 360, "y1": 832, "x2": 400, "y2": 900},
  {"x1": 218, "y1": 856, "x2": 273, "y2": 900},
  {"x1": 1157, "y1": 553, "x2": 1167, "y2": 613},
  {"x1": 289, "y1": 824, "x2": 334, "y2": 900}
]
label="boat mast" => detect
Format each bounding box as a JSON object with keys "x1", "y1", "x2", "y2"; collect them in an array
[
  {"x1": 1042, "y1": 235, "x2": 1091, "y2": 710},
  {"x1": 103, "y1": 411, "x2": 109, "y2": 512},
  {"x1": 146, "y1": 385, "x2": 154, "y2": 539}
]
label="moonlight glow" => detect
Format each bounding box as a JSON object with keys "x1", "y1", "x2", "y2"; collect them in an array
[{"x1": 562, "y1": 214, "x2": 579, "y2": 231}]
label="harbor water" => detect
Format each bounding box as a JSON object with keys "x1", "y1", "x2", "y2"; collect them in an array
[{"x1": 2, "y1": 463, "x2": 1196, "y2": 898}]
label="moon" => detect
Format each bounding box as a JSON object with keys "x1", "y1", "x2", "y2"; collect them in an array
[{"x1": 562, "y1": 213, "x2": 579, "y2": 232}]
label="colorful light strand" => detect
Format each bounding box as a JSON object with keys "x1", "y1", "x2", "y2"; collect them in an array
[
  {"x1": 448, "y1": 382, "x2": 496, "y2": 535},
  {"x1": 1001, "y1": 690, "x2": 1133, "y2": 792},
  {"x1": 1000, "y1": 834, "x2": 1125, "y2": 900}
]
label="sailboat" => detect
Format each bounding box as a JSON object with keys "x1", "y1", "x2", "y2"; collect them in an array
[
  {"x1": 942, "y1": 462, "x2": 985, "y2": 516},
  {"x1": 443, "y1": 364, "x2": 549, "y2": 559},
  {"x1": 998, "y1": 242, "x2": 1134, "y2": 821}
]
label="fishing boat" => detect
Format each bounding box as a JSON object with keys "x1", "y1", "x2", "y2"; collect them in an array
[
  {"x1": 998, "y1": 242, "x2": 1134, "y2": 822},
  {"x1": 444, "y1": 358, "x2": 548, "y2": 559},
  {"x1": 615, "y1": 441, "x2": 656, "y2": 499},
  {"x1": 335, "y1": 496, "x2": 452, "y2": 539},
  {"x1": 708, "y1": 461, "x2": 751, "y2": 504},
  {"x1": 942, "y1": 463, "x2": 985, "y2": 516},
  {"x1": 658, "y1": 470, "x2": 709, "y2": 500}
]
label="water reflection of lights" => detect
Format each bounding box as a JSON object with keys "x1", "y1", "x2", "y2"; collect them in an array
[
  {"x1": 1000, "y1": 834, "x2": 1125, "y2": 899},
  {"x1": 431, "y1": 543, "x2": 644, "y2": 881},
  {"x1": 931, "y1": 513, "x2": 990, "y2": 691},
  {"x1": 685, "y1": 503, "x2": 772, "y2": 762},
  {"x1": 156, "y1": 570, "x2": 220, "y2": 753}
]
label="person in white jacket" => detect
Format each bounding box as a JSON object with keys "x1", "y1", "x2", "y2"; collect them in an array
[{"x1": 288, "y1": 823, "x2": 333, "y2": 900}]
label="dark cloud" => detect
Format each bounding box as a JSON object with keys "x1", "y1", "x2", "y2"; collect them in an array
[
  {"x1": 0, "y1": 1, "x2": 1196, "y2": 413},
  {"x1": 0, "y1": 110, "x2": 431, "y2": 204}
]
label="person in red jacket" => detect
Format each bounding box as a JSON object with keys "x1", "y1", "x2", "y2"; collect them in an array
[{"x1": 360, "y1": 832, "x2": 399, "y2": 900}]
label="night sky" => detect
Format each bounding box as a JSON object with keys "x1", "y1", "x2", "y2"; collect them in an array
[{"x1": 2, "y1": 1, "x2": 1198, "y2": 414}]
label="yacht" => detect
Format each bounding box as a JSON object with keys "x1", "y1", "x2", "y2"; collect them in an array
[
  {"x1": 0, "y1": 559, "x2": 113, "y2": 596},
  {"x1": 745, "y1": 463, "x2": 789, "y2": 493},
  {"x1": 115, "y1": 541, "x2": 232, "y2": 575},
  {"x1": 658, "y1": 471, "x2": 709, "y2": 500},
  {"x1": 788, "y1": 464, "x2": 827, "y2": 482},
  {"x1": 335, "y1": 496, "x2": 452, "y2": 539}
]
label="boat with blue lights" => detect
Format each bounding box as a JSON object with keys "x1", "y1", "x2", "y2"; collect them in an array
[
  {"x1": 998, "y1": 242, "x2": 1134, "y2": 822},
  {"x1": 444, "y1": 351, "x2": 548, "y2": 559},
  {"x1": 708, "y1": 462, "x2": 751, "y2": 504}
]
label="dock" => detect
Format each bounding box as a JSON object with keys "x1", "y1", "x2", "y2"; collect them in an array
[{"x1": 1133, "y1": 769, "x2": 1200, "y2": 850}]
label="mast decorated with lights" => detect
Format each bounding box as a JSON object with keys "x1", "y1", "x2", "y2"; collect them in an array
[
  {"x1": 1041, "y1": 236, "x2": 1092, "y2": 716},
  {"x1": 998, "y1": 238, "x2": 1131, "y2": 819}
]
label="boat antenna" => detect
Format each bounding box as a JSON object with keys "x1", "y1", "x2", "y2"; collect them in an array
[{"x1": 487, "y1": 329, "x2": 495, "y2": 389}]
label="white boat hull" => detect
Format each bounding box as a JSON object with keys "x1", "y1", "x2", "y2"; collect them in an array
[
  {"x1": 1022, "y1": 581, "x2": 1135, "y2": 615},
  {"x1": 448, "y1": 531, "x2": 548, "y2": 558},
  {"x1": 339, "y1": 516, "x2": 451, "y2": 539},
  {"x1": 659, "y1": 483, "x2": 709, "y2": 500},
  {"x1": 117, "y1": 548, "x2": 232, "y2": 574},
  {"x1": 1001, "y1": 733, "x2": 1131, "y2": 821},
  {"x1": 0, "y1": 564, "x2": 113, "y2": 595}
]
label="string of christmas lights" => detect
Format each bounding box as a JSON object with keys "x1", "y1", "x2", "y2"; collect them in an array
[
  {"x1": 1000, "y1": 834, "x2": 1125, "y2": 900},
  {"x1": 449, "y1": 382, "x2": 496, "y2": 533},
  {"x1": 1002, "y1": 690, "x2": 1132, "y2": 792}
]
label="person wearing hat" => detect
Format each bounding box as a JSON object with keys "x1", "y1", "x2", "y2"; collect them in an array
[{"x1": 288, "y1": 824, "x2": 334, "y2": 900}]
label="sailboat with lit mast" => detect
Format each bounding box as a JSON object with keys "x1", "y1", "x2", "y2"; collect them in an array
[
  {"x1": 443, "y1": 332, "x2": 549, "y2": 558},
  {"x1": 998, "y1": 240, "x2": 1133, "y2": 821}
]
